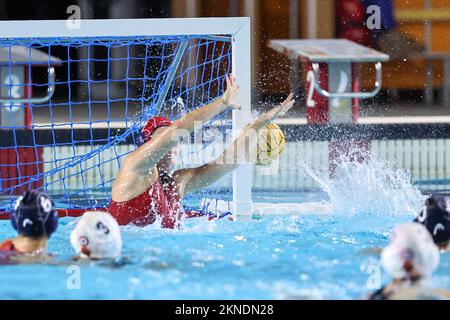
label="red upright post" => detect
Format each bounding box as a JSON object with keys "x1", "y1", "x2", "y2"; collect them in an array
[
  {"x1": 305, "y1": 61, "x2": 370, "y2": 177},
  {"x1": 305, "y1": 61, "x2": 329, "y2": 124}
]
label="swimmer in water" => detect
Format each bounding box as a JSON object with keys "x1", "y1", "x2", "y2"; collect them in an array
[
  {"x1": 70, "y1": 211, "x2": 125, "y2": 265},
  {"x1": 368, "y1": 222, "x2": 450, "y2": 300},
  {"x1": 359, "y1": 195, "x2": 450, "y2": 256},
  {"x1": 109, "y1": 75, "x2": 295, "y2": 228},
  {"x1": 0, "y1": 190, "x2": 58, "y2": 263},
  {"x1": 414, "y1": 194, "x2": 450, "y2": 251},
  {"x1": 46, "y1": 211, "x2": 128, "y2": 268}
]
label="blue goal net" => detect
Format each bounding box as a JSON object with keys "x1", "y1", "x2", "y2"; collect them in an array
[{"x1": 0, "y1": 35, "x2": 233, "y2": 212}]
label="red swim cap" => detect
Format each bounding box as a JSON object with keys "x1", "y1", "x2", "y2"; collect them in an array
[{"x1": 136, "y1": 116, "x2": 172, "y2": 146}]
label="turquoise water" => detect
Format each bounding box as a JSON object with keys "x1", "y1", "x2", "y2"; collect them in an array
[
  {"x1": 1, "y1": 157, "x2": 449, "y2": 299},
  {"x1": 1, "y1": 189, "x2": 450, "y2": 300}
]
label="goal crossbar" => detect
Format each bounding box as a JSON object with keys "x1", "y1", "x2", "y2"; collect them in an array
[{"x1": 0, "y1": 17, "x2": 253, "y2": 216}]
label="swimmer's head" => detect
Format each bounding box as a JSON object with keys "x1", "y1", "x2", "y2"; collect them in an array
[
  {"x1": 136, "y1": 116, "x2": 177, "y2": 172},
  {"x1": 381, "y1": 222, "x2": 439, "y2": 280},
  {"x1": 70, "y1": 211, "x2": 122, "y2": 259},
  {"x1": 136, "y1": 116, "x2": 172, "y2": 147},
  {"x1": 414, "y1": 195, "x2": 450, "y2": 249},
  {"x1": 11, "y1": 190, "x2": 58, "y2": 239}
]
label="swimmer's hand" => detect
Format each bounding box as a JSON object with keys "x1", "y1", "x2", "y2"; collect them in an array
[
  {"x1": 275, "y1": 93, "x2": 295, "y2": 117},
  {"x1": 173, "y1": 93, "x2": 294, "y2": 196},
  {"x1": 221, "y1": 75, "x2": 241, "y2": 111}
]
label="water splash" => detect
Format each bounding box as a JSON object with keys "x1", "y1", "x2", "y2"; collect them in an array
[{"x1": 300, "y1": 154, "x2": 425, "y2": 217}]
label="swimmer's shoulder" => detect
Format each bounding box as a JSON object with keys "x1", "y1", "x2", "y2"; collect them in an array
[{"x1": 0, "y1": 247, "x2": 18, "y2": 265}]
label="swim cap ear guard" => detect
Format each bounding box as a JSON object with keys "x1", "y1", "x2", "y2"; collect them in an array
[
  {"x1": 135, "y1": 116, "x2": 172, "y2": 147},
  {"x1": 414, "y1": 195, "x2": 450, "y2": 245},
  {"x1": 11, "y1": 190, "x2": 58, "y2": 239},
  {"x1": 70, "y1": 211, "x2": 122, "y2": 259}
]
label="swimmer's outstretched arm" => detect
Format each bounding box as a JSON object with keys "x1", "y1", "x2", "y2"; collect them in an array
[
  {"x1": 175, "y1": 93, "x2": 295, "y2": 196},
  {"x1": 175, "y1": 76, "x2": 241, "y2": 132},
  {"x1": 122, "y1": 76, "x2": 240, "y2": 173}
]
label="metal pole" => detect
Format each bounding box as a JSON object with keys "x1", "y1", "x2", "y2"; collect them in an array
[
  {"x1": 424, "y1": 0, "x2": 434, "y2": 105},
  {"x1": 307, "y1": 0, "x2": 317, "y2": 39},
  {"x1": 76, "y1": 0, "x2": 92, "y2": 85},
  {"x1": 444, "y1": 56, "x2": 450, "y2": 108},
  {"x1": 229, "y1": 0, "x2": 240, "y2": 16},
  {"x1": 232, "y1": 18, "x2": 252, "y2": 217},
  {"x1": 289, "y1": 0, "x2": 300, "y2": 98},
  {"x1": 243, "y1": 0, "x2": 257, "y2": 90},
  {"x1": 186, "y1": 0, "x2": 198, "y2": 17}
]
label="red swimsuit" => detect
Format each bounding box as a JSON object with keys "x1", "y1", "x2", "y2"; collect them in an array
[
  {"x1": 109, "y1": 174, "x2": 184, "y2": 228},
  {"x1": 0, "y1": 239, "x2": 19, "y2": 264},
  {"x1": 0, "y1": 239, "x2": 17, "y2": 252}
]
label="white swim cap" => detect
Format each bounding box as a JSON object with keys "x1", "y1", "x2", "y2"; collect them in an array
[
  {"x1": 381, "y1": 222, "x2": 439, "y2": 279},
  {"x1": 70, "y1": 211, "x2": 122, "y2": 259}
]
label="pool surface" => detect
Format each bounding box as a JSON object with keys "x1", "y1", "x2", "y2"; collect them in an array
[{"x1": 1, "y1": 158, "x2": 449, "y2": 300}]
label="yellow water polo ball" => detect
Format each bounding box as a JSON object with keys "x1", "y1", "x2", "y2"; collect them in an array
[{"x1": 256, "y1": 122, "x2": 286, "y2": 165}]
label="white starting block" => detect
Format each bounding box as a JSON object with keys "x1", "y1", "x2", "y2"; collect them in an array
[
  {"x1": 0, "y1": 46, "x2": 61, "y2": 127},
  {"x1": 268, "y1": 39, "x2": 389, "y2": 124}
]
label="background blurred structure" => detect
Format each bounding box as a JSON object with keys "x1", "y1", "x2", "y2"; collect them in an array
[{"x1": 0, "y1": 0, "x2": 449, "y2": 114}]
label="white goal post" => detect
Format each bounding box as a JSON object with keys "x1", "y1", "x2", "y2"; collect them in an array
[{"x1": 0, "y1": 17, "x2": 253, "y2": 216}]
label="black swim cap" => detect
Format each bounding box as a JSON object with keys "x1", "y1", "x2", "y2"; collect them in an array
[
  {"x1": 414, "y1": 195, "x2": 450, "y2": 245},
  {"x1": 11, "y1": 190, "x2": 58, "y2": 239}
]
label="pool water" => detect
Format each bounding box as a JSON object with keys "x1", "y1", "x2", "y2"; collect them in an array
[
  {"x1": 1, "y1": 189, "x2": 450, "y2": 300},
  {"x1": 1, "y1": 157, "x2": 449, "y2": 300}
]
